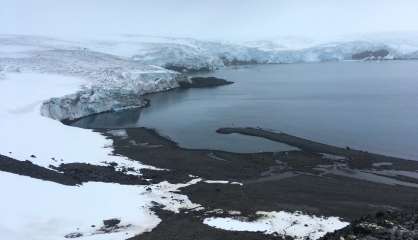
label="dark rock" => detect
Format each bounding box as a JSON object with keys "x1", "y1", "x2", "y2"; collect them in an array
[
  {"x1": 179, "y1": 77, "x2": 233, "y2": 89},
  {"x1": 0, "y1": 154, "x2": 81, "y2": 185},
  {"x1": 108, "y1": 161, "x2": 118, "y2": 167},
  {"x1": 164, "y1": 64, "x2": 212, "y2": 73},
  {"x1": 103, "y1": 218, "x2": 121, "y2": 228},
  {"x1": 30, "y1": 154, "x2": 37, "y2": 158},
  {"x1": 220, "y1": 56, "x2": 259, "y2": 66},
  {"x1": 375, "y1": 211, "x2": 385, "y2": 219},
  {"x1": 53, "y1": 163, "x2": 148, "y2": 185},
  {"x1": 322, "y1": 209, "x2": 418, "y2": 240},
  {"x1": 352, "y1": 49, "x2": 389, "y2": 60},
  {"x1": 64, "y1": 232, "x2": 83, "y2": 238}
]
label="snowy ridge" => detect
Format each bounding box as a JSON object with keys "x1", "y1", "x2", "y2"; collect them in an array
[
  {"x1": 5, "y1": 34, "x2": 417, "y2": 76},
  {"x1": 3, "y1": 33, "x2": 418, "y2": 77},
  {"x1": 81, "y1": 34, "x2": 418, "y2": 70}
]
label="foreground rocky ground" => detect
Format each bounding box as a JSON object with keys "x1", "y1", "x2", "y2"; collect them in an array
[
  {"x1": 323, "y1": 210, "x2": 418, "y2": 240},
  {"x1": 104, "y1": 127, "x2": 418, "y2": 219},
  {"x1": 2, "y1": 126, "x2": 418, "y2": 239}
]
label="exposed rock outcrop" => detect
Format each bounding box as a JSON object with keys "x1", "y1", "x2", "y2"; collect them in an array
[{"x1": 322, "y1": 210, "x2": 418, "y2": 240}]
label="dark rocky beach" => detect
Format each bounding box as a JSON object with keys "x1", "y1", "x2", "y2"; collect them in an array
[
  {"x1": 2, "y1": 124, "x2": 418, "y2": 239},
  {"x1": 107, "y1": 126, "x2": 418, "y2": 219}
]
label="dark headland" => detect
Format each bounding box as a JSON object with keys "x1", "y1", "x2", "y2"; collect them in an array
[{"x1": 178, "y1": 77, "x2": 234, "y2": 88}]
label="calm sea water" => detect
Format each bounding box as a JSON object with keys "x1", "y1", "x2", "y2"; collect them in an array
[{"x1": 73, "y1": 61, "x2": 418, "y2": 159}]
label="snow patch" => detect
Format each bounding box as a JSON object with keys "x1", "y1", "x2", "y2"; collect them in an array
[
  {"x1": 204, "y1": 180, "x2": 244, "y2": 186},
  {"x1": 204, "y1": 211, "x2": 349, "y2": 240},
  {"x1": 143, "y1": 178, "x2": 203, "y2": 213},
  {"x1": 107, "y1": 129, "x2": 129, "y2": 139}
]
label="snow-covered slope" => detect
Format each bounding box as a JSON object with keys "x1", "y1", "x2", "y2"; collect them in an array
[{"x1": 0, "y1": 36, "x2": 182, "y2": 120}]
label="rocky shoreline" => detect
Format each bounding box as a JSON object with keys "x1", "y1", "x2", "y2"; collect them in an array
[{"x1": 178, "y1": 77, "x2": 234, "y2": 88}]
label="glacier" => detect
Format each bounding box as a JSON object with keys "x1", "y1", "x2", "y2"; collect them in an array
[
  {"x1": 0, "y1": 37, "x2": 182, "y2": 120},
  {"x1": 1, "y1": 34, "x2": 418, "y2": 120}
]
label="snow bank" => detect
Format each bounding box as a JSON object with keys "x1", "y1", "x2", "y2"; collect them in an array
[
  {"x1": 0, "y1": 171, "x2": 201, "y2": 240},
  {"x1": 204, "y1": 211, "x2": 349, "y2": 240},
  {"x1": 0, "y1": 171, "x2": 159, "y2": 240}
]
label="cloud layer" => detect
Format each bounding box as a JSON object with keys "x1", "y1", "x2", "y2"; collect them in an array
[{"x1": 3, "y1": 0, "x2": 418, "y2": 40}]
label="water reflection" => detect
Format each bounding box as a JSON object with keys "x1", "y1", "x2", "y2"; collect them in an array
[{"x1": 72, "y1": 108, "x2": 142, "y2": 129}]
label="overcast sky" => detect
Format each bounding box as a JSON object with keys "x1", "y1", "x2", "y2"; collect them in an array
[{"x1": 2, "y1": 0, "x2": 418, "y2": 41}]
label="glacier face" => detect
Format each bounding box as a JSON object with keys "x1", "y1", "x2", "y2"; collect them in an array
[
  {"x1": 0, "y1": 37, "x2": 182, "y2": 121},
  {"x1": 80, "y1": 34, "x2": 418, "y2": 69},
  {"x1": 40, "y1": 88, "x2": 148, "y2": 121},
  {"x1": 2, "y1": 34, "x2": 418, "y2": 121}
]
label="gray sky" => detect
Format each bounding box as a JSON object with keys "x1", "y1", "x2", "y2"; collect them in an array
[{"x1": 2, "y1": 0, "x2": 418, "y2": 41}]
